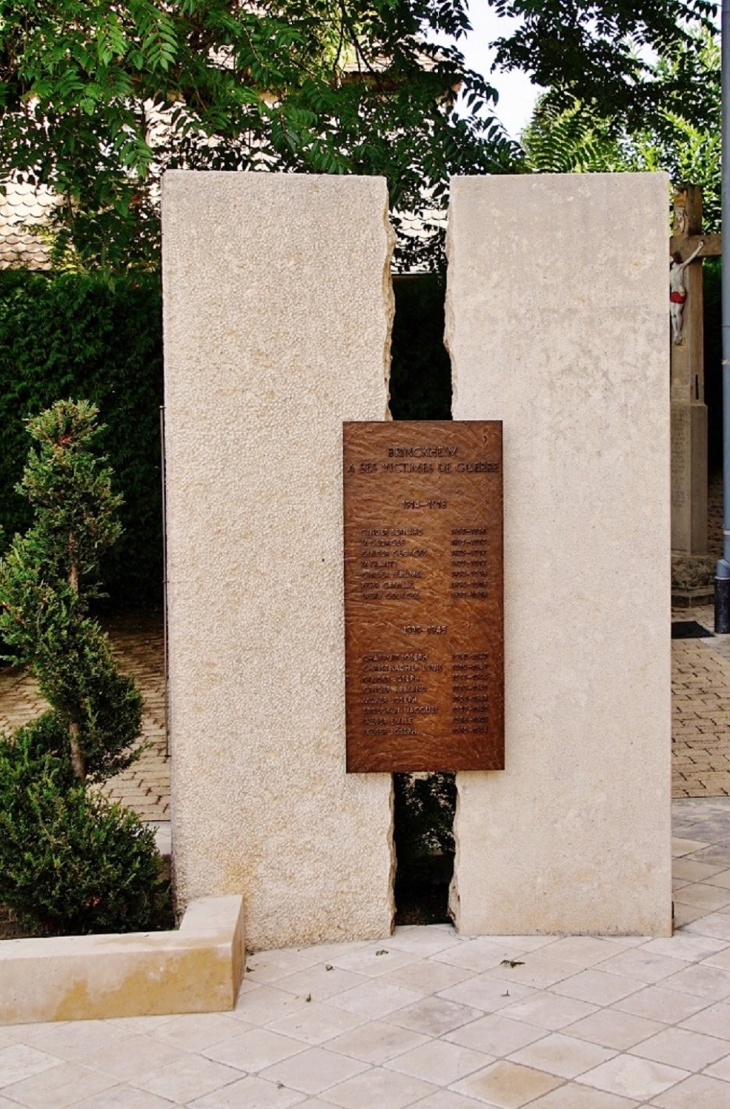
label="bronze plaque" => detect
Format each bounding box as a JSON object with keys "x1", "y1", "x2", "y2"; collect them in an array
[{"x1": 344, "y1": 421, "x2": 504, "y2": 773}]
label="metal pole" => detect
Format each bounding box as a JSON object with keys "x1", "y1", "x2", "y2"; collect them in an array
[{"x1": 715, "y1": 0, "x2": 730, "y2": 631}]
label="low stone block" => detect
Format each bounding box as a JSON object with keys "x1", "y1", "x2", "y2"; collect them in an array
[{"x1": 0, "y1": 894, "x2": 244, "y2": 1024}]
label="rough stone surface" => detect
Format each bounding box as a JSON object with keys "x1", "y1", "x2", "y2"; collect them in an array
[
  {"x1": 162, "y1": 172, "x2": 394, "y2": 950},
  {"x1": 0, "y1": 895, "x2": 244, "y2": 1024},
  {"x1": 671, "y1": 400, "x2": 707, "y2": 554},
  {"x1": 446, "y1": 173, "x2": 672, "y2": 936},
  {"x1": 671, "y1": 554, "x2": 716, "y2": 592}
]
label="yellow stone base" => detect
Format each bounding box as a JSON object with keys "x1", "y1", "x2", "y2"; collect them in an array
[{"x1": 0, "y1": 895, "x2": 244, "y2": 1024}]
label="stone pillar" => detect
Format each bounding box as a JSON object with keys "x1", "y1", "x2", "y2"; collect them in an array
[
  {"x1": 446, "y1": 173, "x2": 672, "y2": 936},
  {"x1": 163, "y1": 172, "x2": 394, "y2": 950},
  {"x1": 671, "y1": 399, "x2": 708, "y2": 553}
]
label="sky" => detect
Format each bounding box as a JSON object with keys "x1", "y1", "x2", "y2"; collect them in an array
[{"x1": 454, "y1": 6, "x2": 545, "y2": 139}]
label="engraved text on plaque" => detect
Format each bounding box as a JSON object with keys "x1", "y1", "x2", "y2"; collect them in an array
[{"x1": 344, "y1": 421, "x2": 504, "y2": 772}]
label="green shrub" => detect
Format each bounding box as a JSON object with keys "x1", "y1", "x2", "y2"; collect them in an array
[
  {"x1": 0, "y1": 400, "x2": 143, "y2": 780},
  {"x1": 0, "y1": 401, "x2": 168, "y2": 934},
  {"x1": 0, "y1": 271, "x2": 163, "y2": 605},
  {"x1": 0, "y1": 720, "x2": 169, "y2": 936}
]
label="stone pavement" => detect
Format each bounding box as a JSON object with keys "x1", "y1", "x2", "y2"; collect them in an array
[
  {"x1": 2, "y1": 605, "x2": 730, "y2": 811},
  {"x1": 0, "y1": 797, "x2": 727, "y2": 1108},
  {"x1": 672, "y1": 604, "x2": 730, "y2": 799}
]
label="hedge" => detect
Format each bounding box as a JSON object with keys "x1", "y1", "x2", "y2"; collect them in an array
[
  {"x1": 0, "y1": 270, "x2": 163, "y2": 605},
  {"x1": 0, "y1": 270, "x2": 452, "y2": 607}
]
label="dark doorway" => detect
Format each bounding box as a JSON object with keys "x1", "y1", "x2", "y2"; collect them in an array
[
  {"x1": 390, "y1": 274, "x2": 457, "y2": 925},
  {"x1": 393, "y1": 772, "x2": 456, "y2": 925}
]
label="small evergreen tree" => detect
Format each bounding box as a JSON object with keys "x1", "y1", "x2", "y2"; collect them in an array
[{"x1": 0, "y1": 400, "x2": 168, "y2": 935}]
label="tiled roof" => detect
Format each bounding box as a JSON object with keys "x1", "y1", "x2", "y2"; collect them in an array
[
  {"x1": 0, "y1": 171, "x2": 444, "y2": 273},
  {"x1": 0, "y1": 181, "x2": 58, "y2": 270}
]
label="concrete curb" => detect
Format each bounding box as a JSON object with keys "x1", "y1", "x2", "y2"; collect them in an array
[{"x1": 0, "y1": 894, "x2": 245, "y2": 1024}]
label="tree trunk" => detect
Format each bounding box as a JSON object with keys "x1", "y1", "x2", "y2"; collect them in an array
[
  {"x1": 67, "y1": 536, "x2": 85, "y2": 780},
  {"x1": 69, "y1": 723, "x2": 85, "y2": 781}
]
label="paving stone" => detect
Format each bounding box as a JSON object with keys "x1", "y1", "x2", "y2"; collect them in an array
[
  {"x1": 444, "y1": 1012, "x2": 547, "y2": 1056},
  {"x1": 507, "y1": 1032, "x2": 616, "y2": 1079},
  {"x1": 451, "y1": 1059, "x2": 562, "y2": 1107},
  {"x1": 318, "y1": 1065, "x2": 437, "y2": 1108},
  {"x1": 1, "y1": 802, "x2": 730, "y2": 1109},
  {"x1": 0, "y1": 1046, "x2": 59, "y2": 1088},
  {"x1": 576, "y1": 1055, "x2": 690, "y2": 1101},
  {"x1": 258, "y1": 1047, "x2": 368, "y2": 1096},
  {"x1": 325, "y1": 1021, "x2": 429, "y2": 1066},
  {"x1": 561, "y1": 1008, "x2": 665, "y2": 1051},
  {"x1": 385, "y1": 995, "x2": 482, "y2": 1038},
  {"x1": 628, "y1": 1023, "x2": 729, "y2": 1069},
  {"x1": 383, "y1": 1037, "x2": 493, "y2": 1085},
  {"x1": 672, "y1": 603, "x2": 730, "y2": 798},
  {"x1": 648, "y1": 1072, "x2": 730, "y2": 1108},
  {"x1": 527, "y1": 1087, "x2": 639, "y2": 1109}
]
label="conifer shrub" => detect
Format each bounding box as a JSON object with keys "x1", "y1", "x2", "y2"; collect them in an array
[
  {"x1": 0, "y1": 400, "x2": 169, "y2": 935},
  {"x1": 0, "y1": 723, "x2": 167, "y2": 935},
  {"x1": 0, "y1": 271, "x2": 163, "y2": 604}
]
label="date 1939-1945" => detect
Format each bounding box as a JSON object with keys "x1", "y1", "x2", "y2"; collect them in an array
[{"x1": 402, "y1": 625, "x2": 448, "y2": 635}]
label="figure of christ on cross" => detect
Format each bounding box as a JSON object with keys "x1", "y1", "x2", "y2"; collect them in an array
[
  {"x1": 670, "y1": 239, "x2": 704, "y2": 345},
  {"x1": 669, "y1": 184, "x2": 721, "y2": 555}
]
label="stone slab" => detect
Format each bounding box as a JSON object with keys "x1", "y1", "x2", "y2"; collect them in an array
[
  {"x1": 0, "y1": 895, "x2": 244, "y2": 1024},
  {"x1": 162, "y1": 172, "x2": 395, "y2": 950},
  {"x1": 446, "y1": 173, "x2": 672, "y2": 935}
]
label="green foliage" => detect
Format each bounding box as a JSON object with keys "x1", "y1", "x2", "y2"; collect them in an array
[
  {"x1": 0, "y1": 0, "x2": 516, "y2": 272},
  {"x1": 394, "y1": 770, "x2": 456, "y2": 923},
  {"x1": 2, "y1": 1, "x2": 720, "y2": 271},
  {"x1": 492, "y1": 0, "x2": 717, "y2": 134},
  {"x1": 0, "y1": 719, "x2": 169, "y2": 936},
  {"x1": 394, "y1": 772, "x2": 456, "y2": 863},
  {"x1": 0, "y1": 404, "x2": 167, "y2": 935},
  {"x1": 7, "y1": 613, "x2": 144, "y2": 781},
  {"x1": 521, "y1": 100, "x2": 630, "y2": 174},
  {"x1": 12, "y1": 399, "x2": 123, "y2": 592},
  {"x1": 0, "y1": 399, "x2": 142, "y2": 782},
  {"x1": 0, "y1": 270, "x2": 163, "y2": 604},
  {"x1": 630, "y1": 29, "x2": 721, "y2": 229},
  {"x1": 520, "y1": 28, "x2": 721, "y2": 233}
]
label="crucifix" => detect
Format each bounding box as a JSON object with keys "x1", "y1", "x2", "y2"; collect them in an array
[{"x1": 670, "y1": 184, "x2": 721, "y2": 555}]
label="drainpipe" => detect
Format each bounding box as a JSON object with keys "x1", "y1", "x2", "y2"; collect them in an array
[{"x1": 715, "y1": 0, "x2": 730, "y2": 631}]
